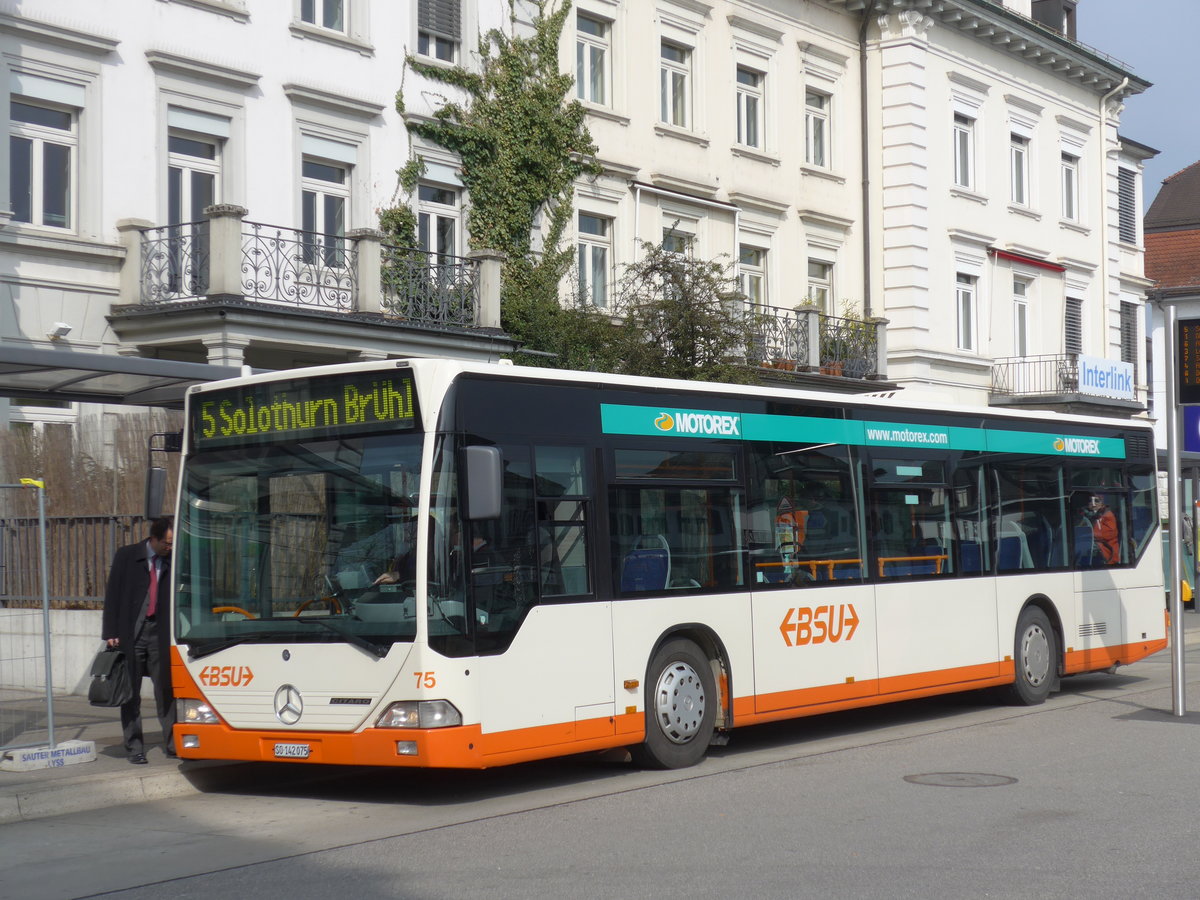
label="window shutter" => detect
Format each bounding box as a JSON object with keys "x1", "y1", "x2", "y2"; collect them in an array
[
  {"x1": 1064, "y1": 297, "x2": 1083, "y2": 355},
  {"x1": 419, "y1": 0, "x2": 460, "y2": 41},
  {"x1": 1117, "y1": 167, "x2": 1137, "y2": 244},
  {"x1": 1120, "y1": 301, "x2": 1138, "y2": 364}
]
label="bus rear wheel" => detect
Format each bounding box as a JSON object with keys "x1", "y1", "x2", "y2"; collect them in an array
[
  {"x1": 1006, "y1": 606, "x2": 1056, "y2": 705},
  {"x1": 631, "y1": 639, "x2": 716, "y2": 769}
]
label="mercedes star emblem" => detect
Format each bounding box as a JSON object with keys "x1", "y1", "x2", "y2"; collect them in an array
[{"x1": 274, "y1": 684, "x2": 303, "y2": 725}]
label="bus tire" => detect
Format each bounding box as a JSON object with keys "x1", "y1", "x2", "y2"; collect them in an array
[
  {"x1": 631, "y1": 639, "x2": 716, "y2": 769},
  {"x1": 1006, "y1": 606, "x2": 1056, "y2": 705}
]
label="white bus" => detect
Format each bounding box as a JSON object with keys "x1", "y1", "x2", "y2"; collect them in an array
[{"x1": 170, "y1": 358, "x2": 1166, "y2": 769}]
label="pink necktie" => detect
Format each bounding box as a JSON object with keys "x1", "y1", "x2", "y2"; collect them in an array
[{"x1": 147, "y1": 558, "x2": 159, "y2": 618}]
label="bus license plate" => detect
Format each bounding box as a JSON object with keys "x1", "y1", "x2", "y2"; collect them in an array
[{"x1": 274, "y1": 742, "x2": 310, "y2": 759}]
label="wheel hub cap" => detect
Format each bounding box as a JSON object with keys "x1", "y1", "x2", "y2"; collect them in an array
[
  {"x1": 1021, "y1": 625, "x2": 1050, "y2": 686},
  {"x1": 653, "y1": 661, "x2": 706, "y2": 744}
]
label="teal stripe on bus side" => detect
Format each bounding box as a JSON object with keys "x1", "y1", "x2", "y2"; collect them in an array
[{"x1": 599, "y1": 404, "x2": 1127, "y2": 459}]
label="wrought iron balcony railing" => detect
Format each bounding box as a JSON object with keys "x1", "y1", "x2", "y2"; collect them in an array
[
  {"x1": 992, "y1": 354, "x2": 1079, "y2": 396},
  {"x1": 135, "y1": 211, "x2": 488, "y2": 331},
  {"x1": 748, "y1": 304, "x2": 883, "y2": 379},
  {"x1": 380, "y1": 246, "x2": 478, "y2": 328}
]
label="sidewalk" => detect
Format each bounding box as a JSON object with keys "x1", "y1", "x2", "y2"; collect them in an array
[{"x1": 3, "y1": 610, "x2": 1200, "y2": 825}]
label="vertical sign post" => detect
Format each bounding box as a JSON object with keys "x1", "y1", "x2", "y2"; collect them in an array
[{"x1": 1167, "y1": 312, "x2": 1200, "y2": 715}]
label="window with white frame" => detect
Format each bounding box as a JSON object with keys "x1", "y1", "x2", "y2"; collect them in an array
[
  {"x1": 418, "y1": 0, "x2": 460, "y2": 62},
  {"x1": 576, "y1": 13, "x2": 609, "y2": 105},
  {"x1": 577, "y1": 213, "x2": 611, "y2": 308},
  {"x1": 418, "y1": 183, "x2": 460, "y2": 262},
  {"x1": 301, "y1": 157, "x2": 349, "y2": 266},
  {"x1": 660, "y1": 41, "x2": 690, "y2": 128},
  {"x1": 169, "y1": 134, "x2": 219, "y2": 226},
  {"x1": 953, "y1": 113, "x2": 974, "y2": 189},
  {"x1": 9, "y1": 99, "x2": 76, "y2": 229},
  {"x1": 805, "y1": 90, "x2": 829, "y2": 167},
  {"x1": 663, "y1": 226, "x2": 691, "y2": 254},
  {"x1": 301, "y1": 0, "x2": 344, "y2": 31},
  {"x1": 1064, "y1": 296, "x2": 1083, "y2": 355},
  {"x1": 1010, "y1": 134, "x2": 1028, "y2": 205},
  {"x1": 956, "y1": 273, "x2": 976, "y2": 351},
  {"x1": 1013, "y1": 278, "x2": 1029, "y2": 357},
  {"x1": 167, "y1": 132, "x2": 220, "y2": 295},
  {"x1": 1061, "y1": 152, "x2": 1079, "y2": 221},
  {"x1": 739, "y1": 245, "x2": 766, "y2": 305},
  {"x1": 736, "y1": 67, "x2": 763, "y2": 149},
  {"x1": 807, "y1": 259, "x2": 833, "y2": 312}
]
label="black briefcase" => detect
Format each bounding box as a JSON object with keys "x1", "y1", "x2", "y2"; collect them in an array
[{"x1": 88, "y1": 647, "x2": 133, "y2": 707}]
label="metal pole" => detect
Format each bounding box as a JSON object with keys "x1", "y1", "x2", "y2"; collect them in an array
[
  {"x1": 1164, "y1": 303, "x2": 1186, "y2": 715},
  {"x1": 33, "y1": 480, "x2": 55, "y2": 748}
]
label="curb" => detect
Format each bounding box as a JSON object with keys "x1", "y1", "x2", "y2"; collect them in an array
[{"x1": 0, "y1": 760, "x2": 246, "y2": 825}]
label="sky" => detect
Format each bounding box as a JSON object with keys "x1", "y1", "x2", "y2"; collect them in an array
[{"x1": 1076, "y1": 0, "x2": 1200, "y2": 210}]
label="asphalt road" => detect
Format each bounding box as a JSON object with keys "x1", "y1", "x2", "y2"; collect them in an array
[{"x1": 3, "y1": 642, "x2": 1200, "y2": 900}]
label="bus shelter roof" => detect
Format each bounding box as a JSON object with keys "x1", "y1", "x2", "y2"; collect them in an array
[{"x1": 0, "y1": 346, "x2": 245, "y2": 408}]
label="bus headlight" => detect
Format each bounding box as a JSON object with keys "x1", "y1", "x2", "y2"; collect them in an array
[
  {"x1": 177, "y1": 698, "x2": 220, "y2": 725},
  {"x1": 376, "y1": 700, "x2": 462, "y2": 729}
]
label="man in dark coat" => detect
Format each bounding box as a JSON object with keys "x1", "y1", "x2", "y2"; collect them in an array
[{"x1": 101, "y1": 517, "x2": 176, "y2": 764}]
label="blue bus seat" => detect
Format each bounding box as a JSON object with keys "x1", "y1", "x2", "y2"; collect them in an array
[
  {"x1": 960, "y1": 541, "x2": 982, "y2": 573},
  {"x1": 620, "y1": 535, "x2": 670, "y2": 592}
]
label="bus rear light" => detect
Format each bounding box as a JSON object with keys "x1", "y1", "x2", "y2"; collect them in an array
[
  {"x1": 178, "y1": 698, "x2": 220, "y2": 725},
  {"x1": 376, "y1": 700, "x2": 463, "y2": 729}
]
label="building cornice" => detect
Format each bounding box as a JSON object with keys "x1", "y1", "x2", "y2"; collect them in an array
[
  {"x1": 0, "y1": 9, "x2": 118, "y2": 55},
  {"x1": 145, "y1": 49, "x2": 260, "y2": 90},
  {"x1": 830, "y1": 0, "x2": 1148, "y2": 99}
]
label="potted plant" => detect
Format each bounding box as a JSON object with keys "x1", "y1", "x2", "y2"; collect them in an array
[{"x1": 820, "y1": 302, "x2": 872, "y2": 378}]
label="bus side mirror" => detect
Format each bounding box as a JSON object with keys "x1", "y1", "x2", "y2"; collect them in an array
[
  {"x1": 145, "y1": 466, "x2": 167, "y2": 520},
  {"x1": 144, "y1": 430, "x2": 182, "y2": 520},
  {"x1": 463, "y1": 445, "x2": 502, "y2": 520}
]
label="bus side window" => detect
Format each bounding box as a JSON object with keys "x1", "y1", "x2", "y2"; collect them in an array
[
  {"x1": 535, "y1": 446, "x2": 592, "y2": 597},
  {"x1": 992, "y1": 460, "x2": 1068, "y2": 572}
]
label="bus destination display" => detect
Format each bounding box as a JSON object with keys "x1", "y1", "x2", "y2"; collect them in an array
[{"x1": 191, "y1": 370, "x2": 417, "y2": 448}]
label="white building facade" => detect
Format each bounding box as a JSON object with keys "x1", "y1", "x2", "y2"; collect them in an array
[
  {"x1": 1, "y1": 0, "x2": 512, "y2": 438},
  {"x1": 0, "y1": 0, "x2": 1156, "y2": 431},
  {"x1": 560, "y1": 0, "x2": 1153, "y2": 412}
]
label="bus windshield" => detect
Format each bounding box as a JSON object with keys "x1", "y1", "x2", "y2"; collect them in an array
[{"x1": 175, "y1": 433, "x2": 468, "y2": 656}]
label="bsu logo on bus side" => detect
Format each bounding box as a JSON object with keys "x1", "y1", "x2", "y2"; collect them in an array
[{"x1": 779, "y1": 604, "x2": 859, "y2": 647}]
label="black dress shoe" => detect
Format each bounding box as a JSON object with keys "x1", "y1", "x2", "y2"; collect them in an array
[{"x1": 128, "y1": 752, "x2": 148, "y2": 765}]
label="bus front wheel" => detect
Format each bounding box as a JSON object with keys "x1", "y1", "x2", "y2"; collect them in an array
[
  {"x1": 631, "y1": 639, "x2": 716, "y2": 769},
  {"x1": 1007, "y1": 606, "x2": 1056, "y2": 705}
]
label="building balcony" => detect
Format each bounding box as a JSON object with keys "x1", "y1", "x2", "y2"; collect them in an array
[
  {"x1": 110, "y1": 204, "x2": 514, "y2": 369},
  {"x1": 748, "y1": 304, "x2": 890, "y2": 391},
  {"x1": 990, "y1": 353, "x2": 1143, "y2": 417}
]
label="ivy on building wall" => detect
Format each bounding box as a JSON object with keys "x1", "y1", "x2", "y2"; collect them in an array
[{"x1": 390, "y1": 0, "x2": 603, "y2": 363}]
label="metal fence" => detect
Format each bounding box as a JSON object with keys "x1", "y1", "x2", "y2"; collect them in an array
[
  {"x1": 0, "y1": 482, "x2": 53, "y2": 754},
  {"x1": 0, "y1": 514, "x2": 143, "y2": 609}
]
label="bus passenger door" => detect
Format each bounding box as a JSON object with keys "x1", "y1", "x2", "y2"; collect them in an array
[
  {"x1": 748, "y1": 449, "x2": 879, "y2": 714},
  {"x1": 869, "y1": 459, "x2": 1000, "y2": 691}
]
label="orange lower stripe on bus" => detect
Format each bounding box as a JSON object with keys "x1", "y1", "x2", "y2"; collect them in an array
[
  {"x1": 733, "y1": 661, "x2": 1010, "y2": 725},
  {"x1": 1062, "y1": 637, "x2": 1168, "y2": 674}
]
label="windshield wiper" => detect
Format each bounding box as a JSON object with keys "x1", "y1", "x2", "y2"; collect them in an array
[
  {"x1": 186, "y1": 631, "x2": 291, "y2": 660},
  {"x1": 293, "y1": 617, "x2": 389, "y2": 658}
]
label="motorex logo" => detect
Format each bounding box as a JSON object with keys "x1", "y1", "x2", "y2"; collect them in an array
[
  {"x1": 655, "y1": 410, "x2": 741, "y2": 437},
  {"x1": 1054, "y1": 436, "x2": 1103, "y2": 456}
]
